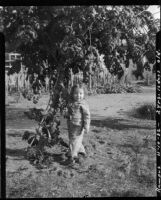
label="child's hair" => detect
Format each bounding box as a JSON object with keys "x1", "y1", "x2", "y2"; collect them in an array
[{"x1": 70, "y1": 83, "x2": 87, "y2": 101}]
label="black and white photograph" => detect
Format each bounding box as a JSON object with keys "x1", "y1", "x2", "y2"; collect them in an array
[{"x1": 1, "y1": 5, "x2": 160, "y2": 197}]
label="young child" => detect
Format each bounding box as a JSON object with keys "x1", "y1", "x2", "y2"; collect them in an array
[{"x1": 66, "y1": 84, "x2": 90, "y2": 164}]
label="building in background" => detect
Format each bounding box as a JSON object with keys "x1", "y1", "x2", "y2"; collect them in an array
[{"x1": 5, "y1": 52, "x2": 22, "y2": 71}]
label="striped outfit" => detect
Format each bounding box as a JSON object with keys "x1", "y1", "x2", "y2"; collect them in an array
[{"x1": 67, "y1": 99, "x2": 90, "y2": 158}]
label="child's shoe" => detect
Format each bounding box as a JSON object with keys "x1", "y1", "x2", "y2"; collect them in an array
[
  {"x1": 78, "y1": 152, "x2": 87, "y2": 158},
  {"x1": 67, "y1": 156, "x2": 75, "y2": 165},
  {"x1": 73, "y1": 156, "x2": 80, "y2": 164},
  {"x1": 68, "y1": 156, "x2": 81, "y2": 167}
]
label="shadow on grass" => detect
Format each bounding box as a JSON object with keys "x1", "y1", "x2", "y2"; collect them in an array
[
  {"x1": 7, "y1": 133, "x2": 22, "y2": 137},
  {"x1": 43, "y1": 147, "x2": 71, "y2": 167},
  {"x1": 137, "y1": 174, "x2": 155, "y2": 188},
  {"x1": 6, "y1": 148, "x2": 25, "y2": 159},
  {"x1": 6, "y1": 107, "x2": 28, "y2": 120},
  {"x1": 128, "y1": 104, "x2": 155, "y2": 120},
  {"x1": 6, "y1": 107, "x2": 27, "y2": 112},
  {"x1": 91, "y1": 117, "x2": 154, "y2": 130},
  {"x1": 110, "y1": 190, "x2": 144, "y2": 197},
  {"x1": 28, "y1": 151, "x2": 70, "y2": 170},
  {"x1": 26, "y1": 138, "x2": 70, "y2": 169},
  {"x1": 43, "y1": 152, "x2": 66, "y2": 165}
]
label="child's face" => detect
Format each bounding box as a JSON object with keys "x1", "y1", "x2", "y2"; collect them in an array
[{"x1": 73, "y1": 88, "x2": 84, "y2": 102}]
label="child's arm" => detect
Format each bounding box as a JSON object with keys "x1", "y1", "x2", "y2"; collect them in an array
[{"x1": 81, "y1": 102, "x2": 91, "y2": 133}]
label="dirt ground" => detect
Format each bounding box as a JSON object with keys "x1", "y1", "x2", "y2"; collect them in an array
[{"x1": 5, "y1": 85, "x2": 156, "y2": 197}]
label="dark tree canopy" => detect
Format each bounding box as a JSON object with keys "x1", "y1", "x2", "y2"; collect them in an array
[{"x1": 2, "y1": 6, "x2": 159, "y2": 78}]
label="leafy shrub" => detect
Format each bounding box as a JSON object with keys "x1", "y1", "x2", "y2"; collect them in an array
[
  {"x1": 131, "y1": 103, "x2": 155, "y2": 120},
  {"x1": 24, "y1": 108, "x2": 44, "y2": 122},
  {"x1": 89, "y1": 83, "x2": 141, "y2": 95},
  {"x1": 23, "y1": 106, "x2": 69, "y2": 167}
]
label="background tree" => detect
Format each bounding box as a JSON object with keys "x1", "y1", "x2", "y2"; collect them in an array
[{"x1": 3, "y1": 6, "x2": 159, "y2": 80}]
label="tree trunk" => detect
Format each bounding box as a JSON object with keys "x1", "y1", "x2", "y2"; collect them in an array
[
  {"x1": 5, "y1": 73, "x2": 9, "y2": 105},
  {"x1": 47, "y1": 64, "x2": 67, "y2": 115},
  {"x1": 89, "y1": 65, "x2": 92, "y2": 91}
]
